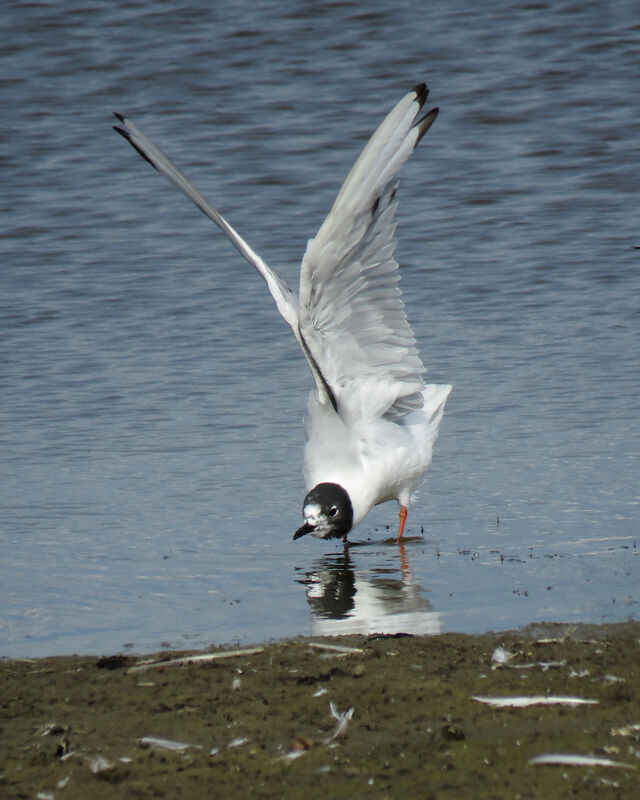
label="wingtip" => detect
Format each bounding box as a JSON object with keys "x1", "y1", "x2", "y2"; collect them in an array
[
  {"x1": 413, "y1": 107, "x2": 439, "y2": 148},
  {"x1": 113, "y1": 124, "x2": 159, "y2": 171},
  {"x1": 412, "y1": 83, "x2": 428, "y2": 108},
  {"x1": 113, "y1": 111, "x2": 125, "y2": 123}
]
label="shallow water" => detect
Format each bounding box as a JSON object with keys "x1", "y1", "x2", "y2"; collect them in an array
[{"x1": 1, "y1": 0, "x2": 639, "y2": 656}]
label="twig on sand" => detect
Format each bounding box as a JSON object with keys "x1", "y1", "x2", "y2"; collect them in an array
[
  {"x1": 308, "y1": 642, "x2": 364, "y2": 655},
  {"x1": 472, "y1": 695, "x2": 598, "y2": 708},
  {"x1": 530, "y1": 753, "x2": 637, "y2": 769},
  {"x1": 127, "y1": 647, "x2": 264, "y2": 673}
]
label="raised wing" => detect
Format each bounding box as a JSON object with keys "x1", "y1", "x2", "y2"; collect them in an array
[
  {"x1": 113, "y1": 114, "x2": 298, "y2": 328},
  {"x1": 298, "y1": 85, "x2": 438, "y2": 422}
]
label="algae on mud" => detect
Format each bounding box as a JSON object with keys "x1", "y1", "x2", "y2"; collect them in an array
[{"x1": 1, "y1": 622, "x2": 639, "y2": 799}]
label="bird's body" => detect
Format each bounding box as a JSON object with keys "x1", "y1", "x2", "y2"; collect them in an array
[
  {"x1": 303, "y1": 383, "x2": 451, "y2": 532},
  {"x1": 114, "y1": 83, "x2": 451, "y2": 542}
]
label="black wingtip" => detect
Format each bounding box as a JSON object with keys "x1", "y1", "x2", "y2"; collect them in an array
[
  {"x1": 413, "y1": 107, "x2": 439, "y2": 148},
  {"x1": 113, "y1": 124, "x2": 159, "y2": 171},
  {"x1": 113, "y1": 112, "x2": 125, "y2": 123},
  {"x1": 412, "y1": 83, "x2": 428, "y2": 108}
]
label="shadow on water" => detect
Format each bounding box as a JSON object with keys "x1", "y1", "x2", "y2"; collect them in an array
[{"x1": 296, "y1": 542, "x2": 441, "y2": 636}]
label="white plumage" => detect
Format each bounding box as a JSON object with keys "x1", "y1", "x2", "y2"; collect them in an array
[{"x1": 114, "y1": 83, "x2": 451, "y2": 542}]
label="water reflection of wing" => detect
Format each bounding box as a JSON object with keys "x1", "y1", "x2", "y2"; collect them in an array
[{"x1": 298, "y1": 550, "x2": 441, "y2": 636}]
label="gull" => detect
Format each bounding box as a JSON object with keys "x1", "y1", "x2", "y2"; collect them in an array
[{"x1": 113, "y1": 83, "x2": 451, "y2": 543}]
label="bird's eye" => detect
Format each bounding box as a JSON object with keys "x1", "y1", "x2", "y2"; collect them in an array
[{"x1": 328, "y1": 506, "x2": 338, "y2": 517}]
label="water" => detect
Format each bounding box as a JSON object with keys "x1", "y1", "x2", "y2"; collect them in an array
[{"x1": 1, "y1": 0, "x2": 638, "y2": 657}]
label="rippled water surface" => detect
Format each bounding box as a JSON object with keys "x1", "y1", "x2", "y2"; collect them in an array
[{"x1": 2, "y1": 0, "x2": 639, "y2": 656}]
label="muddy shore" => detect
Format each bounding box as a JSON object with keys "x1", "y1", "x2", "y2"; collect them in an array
[{"x1": 2, "y1": 622, "x2": 639, "y2": 798}]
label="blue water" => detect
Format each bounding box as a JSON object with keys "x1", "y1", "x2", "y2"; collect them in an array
[{"x1": 1, "y1": 0, "x2": 638, "y2": 657}]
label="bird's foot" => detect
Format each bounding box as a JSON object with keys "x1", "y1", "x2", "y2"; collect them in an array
[{"x1": 396, "y1": 505, "x2": 408, "y2": 541}]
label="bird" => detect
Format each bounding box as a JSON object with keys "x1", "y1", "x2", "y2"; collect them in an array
[{"x1": 113, "y1": 83, "x2": 451, "y2": 543}]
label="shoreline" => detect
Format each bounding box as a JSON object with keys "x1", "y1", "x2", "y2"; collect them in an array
[{"x1": 2, "y1": 621, "x2": 639, "y2": 798}]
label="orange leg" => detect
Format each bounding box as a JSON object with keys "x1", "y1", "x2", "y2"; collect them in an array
[{"x1": 397, "y1": 505, "x2": 408, "y2": 541}]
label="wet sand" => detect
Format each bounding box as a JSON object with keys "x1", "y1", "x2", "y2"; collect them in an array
[{"x1": 2, "y1": 622, "x2": 639, "y2": 798}]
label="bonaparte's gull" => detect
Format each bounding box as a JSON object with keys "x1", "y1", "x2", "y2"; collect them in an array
[{"x1": 114, "y1": 83, "x2": 451, "y2": 543}]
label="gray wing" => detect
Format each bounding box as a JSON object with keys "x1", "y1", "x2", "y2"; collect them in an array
[
  {"x1": 113, "y1": 114, "x2": 298, "y2": 329},
  {"x1": 298, "y1": 85, "x2": 438, "y2": 423}
]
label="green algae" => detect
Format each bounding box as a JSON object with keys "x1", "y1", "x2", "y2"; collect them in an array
[{"x1": 1, "y1": 623, "x2": 639, "y2": 798}]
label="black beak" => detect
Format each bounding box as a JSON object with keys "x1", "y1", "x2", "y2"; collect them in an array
[{"x1": 293, "y1": 522, "x2": 316, "y2": 540}]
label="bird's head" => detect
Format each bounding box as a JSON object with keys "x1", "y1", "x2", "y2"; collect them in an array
[{"x1": 293, "y1": 482, "x2": 354, "y2": 540}]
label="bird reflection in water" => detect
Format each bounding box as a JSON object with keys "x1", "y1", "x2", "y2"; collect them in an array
[{"x1": 297, "y1": 543, "x2": 440, "y2": 636}]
